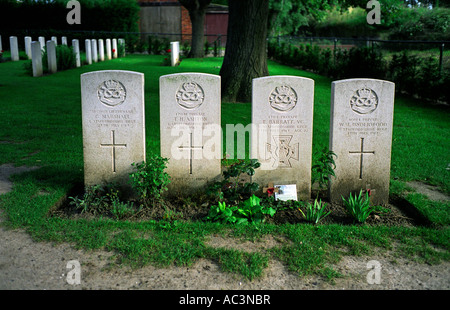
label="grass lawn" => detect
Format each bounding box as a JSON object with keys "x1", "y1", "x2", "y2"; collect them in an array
[{"x1": 0, "y1": 54, "x2": 449, "y2": 281}]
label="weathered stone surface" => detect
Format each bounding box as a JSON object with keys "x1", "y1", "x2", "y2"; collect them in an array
[
  {"x1": 251, "y1": 76, "x2": 314, "y2": 200},
  {"x1": 329, "y1": 78, "x2": 395, "y2": 205},
  {"x1": 160, "y1": 73, "x2": 221, "y2": 195},
  {"x1": 81, "y1": 70, "x2": 146, "y2": 190}
]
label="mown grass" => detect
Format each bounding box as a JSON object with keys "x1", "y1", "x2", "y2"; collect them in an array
[{"x1": 0, "y1": 54, "x2": 449, "y2": 281}]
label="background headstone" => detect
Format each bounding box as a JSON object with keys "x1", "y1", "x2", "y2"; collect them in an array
[
  {"x1": 251, "y1": 76, "x2": 314, "y2": 200},
  {"x1": 329, "y1": 78, "x2": 395, "y2": 205},
  {"x1": 160, "y1": 73, "x2": 221, "y2": 195},
  {"x1": 46, "y1": 40, "x2": 57, "y2": 74},
  {"x1": 85, "y1": 39, "x2": 92, "y2": 65},
  {"x1": 118, "y1": 38, "x2": 126, "y2": 57},
  {"x1": 9, "y1": 36, "x2": 19, "y2": 61},
  {"x1": 61, "y1": 36, "x2": 67, "y2": 45},
  {"x1": 170, "y1": 41, "x2": 180, "y2": 66},
  {"x1": 38, "y1": 36, "x2": 45, "y2": 51},
  {"x1": 112, "y1": 39, "x2": 118, "y2": 58},
  {"x1": 91, "y1": 39, "x2": 98, "y2": 63},
  {"x1": 31, "y1": 41, "x2": 43, "y2": 77},
  {"x1": 51, "y1": 36, "x2": 57, "y2": 45},
  {"x1": 106, "y1": 39, "x2": 112, "y2": 60},
  {"x1": 24, "y1": 36, "x2": 32, "y2": 59},
  {"x1": 0, "y1": 35, "x2": 2, "y2": 52},
  {"x1": 72, "y1": 39, "x2": 81, "y2": 67},
  {"x1": 81, "y1": 70, "x2": 146, "y2": 191},
  {"x1": 98, "y1": 39, "x2": 104, "y2": 61}
]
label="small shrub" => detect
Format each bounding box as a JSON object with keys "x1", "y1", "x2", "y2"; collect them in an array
[
  {"x1": 311, "y1": 148, "x2": 337, "y2": 194},
  {"x1": 129, "y1": 155, "x2": 171, "y2": 206}
]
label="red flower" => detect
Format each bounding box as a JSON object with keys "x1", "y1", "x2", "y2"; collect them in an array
[
  {"x1": 267, "y1": 188, "x2": 275, "y2": 197},
  {"x1": 166, "y1": 49, "x2": 171, "y2": 53},
  {"x1": 112, "y1": 49, "x2": 116, "y2": 53},
  {"x1": 367, "y1": 189, "x2": 371, "y2": 197}
]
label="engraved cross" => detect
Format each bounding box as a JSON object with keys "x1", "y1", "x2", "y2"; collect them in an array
[
  {"x1": 100, "y1": 130, "x2": 127, "y2": 173},
  {"x1": 349, "y1": 137, "x2": 375, "y2": 179},
  {"x1": 178, "y1": 132, "x2": 203, "y2": 175}
]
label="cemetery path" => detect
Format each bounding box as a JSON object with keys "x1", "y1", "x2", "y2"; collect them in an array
[
  {"x1": 1, "y1": 214, "x2": 449, "y2": 290},
  {"x1": 0, "y1": 165, "x2": 449, "y2": 290}
]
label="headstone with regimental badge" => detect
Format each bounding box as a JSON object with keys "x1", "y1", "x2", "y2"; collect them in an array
[
  {"x1": 328, "y1": 78, "x2": 395, "y2": 205},
  {"x1": 159, "y1": 73, "x2": 221, "y2": 195},
  {"x1": 81, "y1": 70, "x2": 146, "y2": 191},
  {"x1": 251, "y1": 76, "x2": 314, "y2": 200}
]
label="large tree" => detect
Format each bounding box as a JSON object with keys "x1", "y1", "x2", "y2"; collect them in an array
[
  {"x1": 179, "y1": 0, "x2": 212, "y2": 58},
  {"x1": 220, "y1": 0, "x2": 270, "y2": 103}
]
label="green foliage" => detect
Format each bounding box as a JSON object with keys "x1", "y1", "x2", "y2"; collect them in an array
[
  {"x1": 129, "y1": 155, "x2": 171, "y2": 206},
  {"x1": 297, "y1": 199, "x2": 331, "y2": 224},
  {"x1": 342, "y1": 190, "x2": 375, "y2": 223},
  {"x1": 205, "y1": 194, "x2": 276, "y2": 225},
  {"x1": 207, "y1": 159, "x2": 261, "y2": 205},
  {"x1": 312, "y1": 148, "x2": 337, "y2": 192}
]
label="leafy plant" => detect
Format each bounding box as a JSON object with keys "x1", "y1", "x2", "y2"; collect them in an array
[
  {"x1": 312, "y1": 148, "x2": 337, "y2": 195},
  {"x1": 207, "y1": 159, "x2": 261, "y2": 205},
  {"x1": 129, "y1": 155, "x2": 171, "y2": 206},
  {"x1": 205, "y1": 195, "x2": 276, "y2": 226},
  {"x1": 297, "y1": 199, "x2": 331, "y2": 224},
  {"x1": 342, "y1": 190, "x2": 374, "y2": 223}
]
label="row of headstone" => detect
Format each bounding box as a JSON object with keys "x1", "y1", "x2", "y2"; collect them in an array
[
  {"x1": 4, "y1": 35, "x2": 125, "y2": 77},
  {"x1": 81, "y1": 70, "x2": 395, "y2": 206}
]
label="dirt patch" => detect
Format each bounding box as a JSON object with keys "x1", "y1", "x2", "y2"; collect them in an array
[
  {"x1": 406, "y1": 181, "x2": 450, "y2": 202},
  {"x1": 0, "y1": 163, "x2": 39, "y2": 195}
]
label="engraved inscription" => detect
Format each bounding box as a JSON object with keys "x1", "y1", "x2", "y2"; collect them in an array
[
  {"x1": 176, "y1": 82, "x2": 204, "y2": 109},
  {"x1": 266, "y1": 135, "x2": 299, "y2": 168},
  {"x1": 350, "y1": 88, "x2": 378, "y2": 114},
  {"x1": 269, "y1": 85, "x2": 297, "y2": 112},
  {"x1": 178, "y1": 132, "x2": 203, "y2": 174},
  {"x1": 97, "y1": 80, "x2": 126, "y2": 107}
]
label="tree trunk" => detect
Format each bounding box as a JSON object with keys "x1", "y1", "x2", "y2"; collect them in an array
[
  {"x1": 188, "y1": 7, "x2": 207, "y2": 58},
  {"x1": 179, "y1": 0, "x2": 211, "y2": 58},
  {"x1": 220, "y1": 0, "x2": 270, "y2": 103}
]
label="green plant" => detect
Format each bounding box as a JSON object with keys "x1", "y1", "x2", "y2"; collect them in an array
[
  {"x1": 235, "y1": 194, "x2": 276, "y2": 225},
  {"x1": 129, "y1": 155, "x2": 171, "y2": 206},
  {"x1": 205, "y1": 201, "x2": 238, "y2": 224},
  {"x1": 207, "y1": 159, "x2": 261, "y2": 205},
  {"x1": 311, "y1": 148, "x2": 337, "y2": 195},
  {"x1": 342, "y1": 190, "x2": 374, "y2": 223},
  {"x1": 297, "y1": 199, "x2": 331, "y2": 224}
]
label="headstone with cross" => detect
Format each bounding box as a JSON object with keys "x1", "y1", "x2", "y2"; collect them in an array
[
  {"x1": 329, "y1": 78, "x2": 395, "y2": 205},
  {"x1": 251, "y1": 76, "x2": 315, "y2": 200},
  {"x1": 159, "y1": 73, "x2": 221, "y2": 195},
  {"x1": 81, "y1": 70, "x2": 146, "y2": 192}
]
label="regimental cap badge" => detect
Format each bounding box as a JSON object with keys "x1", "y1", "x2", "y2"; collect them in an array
[
  {"x1": 350, "y1": 87, "x2": 378, "y2": 114},
  {"x1": 269, "y1": 85, "x2": 297, "y2": 112},
  {"x1": 97, "y1": 80, "x2": 127, "y2": 107}
]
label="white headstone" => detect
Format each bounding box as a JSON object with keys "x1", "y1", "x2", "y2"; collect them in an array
[
  {"x1": 81, "y1": 70, "x2": 146, "y2": 191},
  {"x1": 61, "y1": 36, "x2": 67, "y2": 45},
  {"x1": 329, "y1": 78, "x2": 395, "y2": 206},
  {"x1": 251, "y1": 76, "x2": 314, "y2": 200},
  {"x1": 170, "y1": 41, "x2": 180, "y2": 67},
  {"x1": 112, "y1": 39, "x2": 118, "y2": 59},
  {"x1": 31, "y1": 41, "x2": 43, "y2": 77},
  {"x1": 46, "y1": 40, "x2": 57, "y2": 74},
  {"x1": 85, "y1": 39, "x2": 92, "y2": 65},
  {"x1": 72, "y1": 39, "x2": 81, "y2": 67},
  {"x1": 51, "y1": 36, "x2": 57, "y2": 45},
  {"x1": 9, "y1": 36, "x2": 19, "y2": 61},
  {"x1": 0, "y1": 35, "x2": 2, "y2": 52},
  {"x1": 38, "y1": 37, "x2": 45, "y2": 51},
  {"x1": 98, "y1": 39, "x2": 104, "y2": 61},
  {"x1": 91, "y1": 39, "x2": 98, "y2": 63},
  {"x1": 106, "y1": 39, "x2": 112, "y2": 60},
  {"x1": 160, "y1": 73, "x2": 222, "y2": 195},
  {"x1": 24, "y1": 36, "x2": 32, "y2": 59}
]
